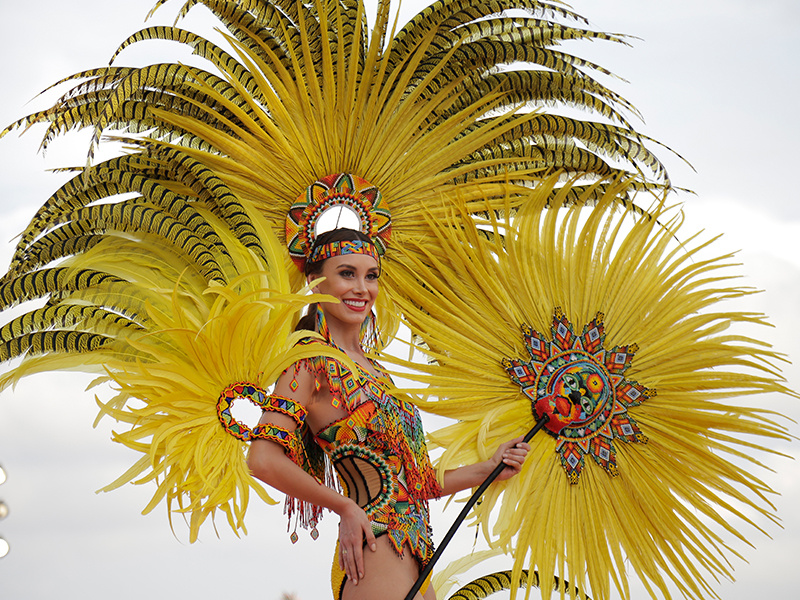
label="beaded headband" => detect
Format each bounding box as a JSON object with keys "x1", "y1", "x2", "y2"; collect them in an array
[
  {"x1": 285, "y1": 173, "x2": 391, "y2": 271},
  {"x1": 309, "y1": 239, "x2": 381, "y2": 265}
]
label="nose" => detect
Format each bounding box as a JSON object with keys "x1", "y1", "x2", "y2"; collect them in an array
[{"x1": 352, "y1": 275, "x2": 367, "y2": 294}]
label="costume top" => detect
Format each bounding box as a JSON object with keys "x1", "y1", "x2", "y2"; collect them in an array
[{"x1": 265, "y1": 335, "x2": 443, "y2": 566}]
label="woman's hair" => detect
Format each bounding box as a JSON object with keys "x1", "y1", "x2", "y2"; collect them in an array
[{"x1": 296, "y1": 228, "x2": 376, "y2": 332}]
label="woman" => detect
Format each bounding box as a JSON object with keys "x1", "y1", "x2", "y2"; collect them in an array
[{"x1": 248, "y1": 228, "x2": 529, "y2": 600}]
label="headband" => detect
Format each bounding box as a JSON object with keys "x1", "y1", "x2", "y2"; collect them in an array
[{"x1": 308, "y1": 239, "x2": 381, "y2": 264}]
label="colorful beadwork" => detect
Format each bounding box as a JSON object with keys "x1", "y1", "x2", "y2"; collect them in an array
[
  {"x1": 218, "y1": 386, "x2": 308, "y2": 468},
  {"x1": 264, "y1": 394, "x2": 308, "y2": 426},
  {"x1": 502, "y1": 308, "x2": 654, "y2": 484},
  {"x1": 285, "y1": 173, "x2": 391, "y2": 271},
  {"x1": 284, "y1": 332, "x2": 440, "y2": 565},
  {"x1": 251, "y1": 422, "x2": 293, "y2": 444},
  {"x1": 309, "y1": 239, "x2": 381, "y2": 264},
  {"x1": 216, "y1": 382, "x2": 268, "y2": 441},
  {"x1": 318, "y1": 403, "x2": 397, "y2": 515},
  {"x1": 275, "y1": 305, "x2": 440, "y2": 564},
  {"x1": 251, "y1": 422, "x2": 306, "y2": 466},
  {"x1": 312, "y1": 363, "x2": 439, "y2": 564}
]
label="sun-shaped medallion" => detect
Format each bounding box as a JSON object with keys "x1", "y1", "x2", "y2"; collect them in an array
[{"x1": 502, "y1": 308, "x2": 655, "y2": 484}]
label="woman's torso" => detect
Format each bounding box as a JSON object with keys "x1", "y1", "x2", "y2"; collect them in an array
[{"x1": 295, "y1": 340, "x2": 441, "y2": 563}]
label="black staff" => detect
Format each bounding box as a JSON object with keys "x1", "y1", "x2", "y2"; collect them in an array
[{"x1": 404, "y1": 416, "x2": 548, "y2": 600}]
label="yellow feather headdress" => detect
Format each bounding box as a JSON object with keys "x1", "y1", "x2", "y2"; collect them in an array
[
  {"x1": 0, "y1": 2, "x2": 793, "y2": 598},
  {"x1": 0, "y1": 0, "x2": 676, "y2": 541}
]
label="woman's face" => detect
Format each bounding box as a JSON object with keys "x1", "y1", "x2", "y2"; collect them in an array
[{"x1": 309, "y1": 253, "x2": 380, "y2": 328}]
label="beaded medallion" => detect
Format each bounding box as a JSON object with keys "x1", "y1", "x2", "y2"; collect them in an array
[{"x1": 503, "y1": 308, "x2": 655, "y2": 484}]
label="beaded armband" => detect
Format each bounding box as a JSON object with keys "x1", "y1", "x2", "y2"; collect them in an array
[
  {"x1": 251, "y1": 422, "x2": 303, "y2": 464},
  {"x1": 263, "y1": 394, "x2": 307, "y2": 426},
  {"x1": 254, "y1": 395, "x2": 312, "y2": 469},
  {"x1": 216, "y1": 385, "x2": 307, "y2": 455}
]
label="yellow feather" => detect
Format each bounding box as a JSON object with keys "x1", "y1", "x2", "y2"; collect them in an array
[{"x1": 385, "y1": 177, "x2": 794, "y2": 600}]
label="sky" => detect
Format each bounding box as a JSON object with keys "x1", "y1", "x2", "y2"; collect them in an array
[{"x1": 0, "y1": 1, "x2": 798, "y2": 599}]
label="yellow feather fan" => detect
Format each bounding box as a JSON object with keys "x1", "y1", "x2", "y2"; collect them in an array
[
  {"x1": 1, "y1": 200, "x2": 352, "y2": 541},
  {"x1": 385, "y1": 176, "x2": 795, "y2": 600},
  {"x1": 92, "y1": 280, "x2": 334, "y2": 542}
]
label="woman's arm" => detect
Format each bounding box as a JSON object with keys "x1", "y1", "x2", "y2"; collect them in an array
[
  {"x1": 439, "y1": 436, "x2": 530, "y2": 497},
  {"x1": 248, "y1": 429, "x2": 375, "y2": 585},
  {"x1": 246, "y1": 368, "x2": 376, "y2": 586},
  {"x1": 248, "y1": 413, "x2": 350, "y2": 512}
]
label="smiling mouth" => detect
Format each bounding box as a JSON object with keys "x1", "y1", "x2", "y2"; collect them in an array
[{"x1": 343, "y1": 299, "x2": 367, "y2": 309}]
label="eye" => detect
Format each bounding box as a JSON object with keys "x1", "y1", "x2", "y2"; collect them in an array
[
  {"x1": 338, "y1": 269, "x2": 355, "y2": 278},
  {"x1": 564, "y1": 374, "x2": 579, "y2": 390},
  {"x1": 366, "y1": 271, "x2": 380, "y2": 281}
]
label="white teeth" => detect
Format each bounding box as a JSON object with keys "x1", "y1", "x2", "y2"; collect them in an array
[{"x1": 344, "y1": 300, "x2": 366, "y2": 307}]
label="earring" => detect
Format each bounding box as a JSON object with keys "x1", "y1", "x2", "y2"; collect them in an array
[
  {"x1": 360, "y1": 310, "x2": 381, "y2": 350},
  {"x1": 315, "y1": 305, "x2": 331, "y2": 342}
]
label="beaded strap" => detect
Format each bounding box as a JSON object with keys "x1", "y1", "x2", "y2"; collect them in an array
[
  {"x1": 264, "y1": 394, "x2": 307, "y2": 426},
  {"x1": 252, "y1": 423, "x2": 305, "y2": 465},
  {"x1": 309, "y1": 239, "x2": 380, "y2": 264}
]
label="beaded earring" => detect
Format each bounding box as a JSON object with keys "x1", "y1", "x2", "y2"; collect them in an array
[{"x1": 359, "y1": 309, "x2": 382, "y2": 351}]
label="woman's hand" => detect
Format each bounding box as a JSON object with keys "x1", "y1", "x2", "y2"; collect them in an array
[
  {"x1": 440, "y1": 436, "x2": 532, "y2": 495},
  {"x1": 336, "y1": 499, "x2": 377, "y2": 586},
  {"x1": 489, "y1": 436, "x2": 530, "y2": 482}
]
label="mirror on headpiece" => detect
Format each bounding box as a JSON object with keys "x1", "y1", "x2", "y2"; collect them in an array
[{"x1": 314, "y1": 204, "x2": 362, "y2": 235}]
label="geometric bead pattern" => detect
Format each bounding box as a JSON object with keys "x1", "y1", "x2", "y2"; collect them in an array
[
  {"x1": 217, "y1": 381, "x2": 269, "y2": 442},
  {"x1": 285, "y1": 172, "x2": 391, "y2": 271},
  {"x1": 503, "y1": 308, "x2": 655, "y2": 484},
  {"x1": 264, "y1": 394, "x2": 308, "y2": 426},
  {"x1": 302, "y1": 337, "x2": 441, "y2": 566}
]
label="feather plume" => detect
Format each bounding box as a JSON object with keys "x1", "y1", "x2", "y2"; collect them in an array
[
  {"x1": 0, "y1": 0, "x2": 674, "y2": 327},
  {"x1": 384, "y1": 176, "x2": 795, "y2": 600},
  {"x1": 0, "y1": 199, "x2": 354, "y2": 539}
]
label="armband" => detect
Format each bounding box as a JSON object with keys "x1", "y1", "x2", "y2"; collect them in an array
[
  {"x1": 251, "y1": 423, "x2": 303, "y2": 464},
  {"x1": 217, "y1": 383, "x2": 310, "y2": 440},
  {"x1": 263, "y1": 394, "x2": 307, "y2": 426}
]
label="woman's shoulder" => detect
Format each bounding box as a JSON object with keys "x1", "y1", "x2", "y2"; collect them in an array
[
  {"x1": 290, "y1": 334, "x2": 392, "y2": 393},
  {"x1": 271, "y1": 337, "x2": 331, "y2": 398},
  {"x1": 293, "y1": 335, "x2": 358, "y2": 372}
]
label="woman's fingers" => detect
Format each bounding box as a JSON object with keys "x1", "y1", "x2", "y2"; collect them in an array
[
  {"x1": 341, "y1": 542, "x2": 361, "y2": 584},
  {"x1": 337, "y1": 501, "x2": 362, "y2": 584},
  {"x1": 352, "y1": 542, "x2": 365, "y2": 583},
  {"x1": 337, "y1": 502, "x2": 374, "y2": 585},
  {"x1": 494, "y1": 438, "x2": 531, "y2": 479},
  {"x1": 503, "y1": 443, "x2": 530, "y2": 466},
  {"x1": 364, "y1": 521, "x2": 378, "y2": 553},
  {"x1": 349, "y1": 521, "x2": 377, "y2": 583},
  {"x1": 348, "y1": 545, "x2": 360, "y2": 584}
]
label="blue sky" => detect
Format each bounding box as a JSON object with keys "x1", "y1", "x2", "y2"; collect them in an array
[{"x1": 0, "y1": 1, "x2": 798, "y2": 599}]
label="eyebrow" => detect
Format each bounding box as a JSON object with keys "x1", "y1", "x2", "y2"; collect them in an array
[{"x1": 336, "y1": 263, "x2": 380, "y2": 272}]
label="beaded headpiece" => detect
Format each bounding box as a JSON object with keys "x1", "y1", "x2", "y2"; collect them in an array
[
  {"x1": 309, "y1": 239, "x2": 381, "y2": 265},
  {"x1": 285, "y1": 173, "x2": 391, "y2": 271}
]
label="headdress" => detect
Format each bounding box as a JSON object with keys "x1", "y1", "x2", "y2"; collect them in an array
[
  {"x1": 0, "y1": 1, "x2": 791, "y2": 599},
  {"x1": 286, "y1": 173, "x2": 389, "y2": 271}
]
